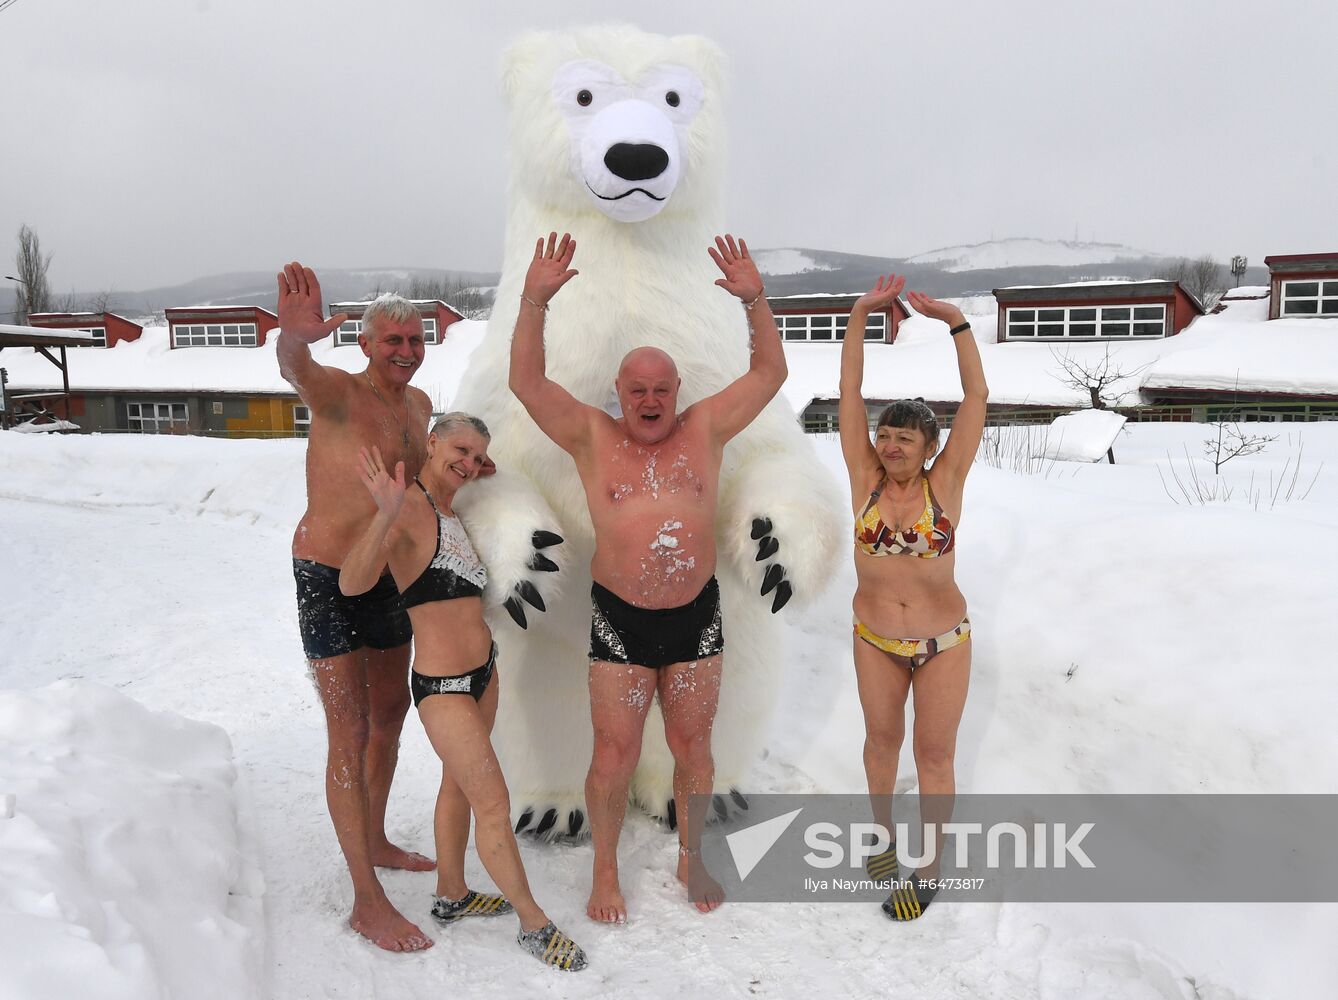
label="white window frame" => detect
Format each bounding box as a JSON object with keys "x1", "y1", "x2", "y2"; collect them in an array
[
  {"x1": 127, "y1": 400, "x2": 188, "y2": 433},
  {"x1": 73, "y1": 326, "x2": 107, "y2": 347},
  {"x1": 293, "y1": 404, "x2": 311, "y2": 438},
  {"x1": 778, "y1": 311, "x2": 886, "y2": 342},
  {"x1": 1005, "y1": 303, "x2": 1165, "y2": 340},
  {"x1": 172, "y1": 322, "x2": 258, "y2": 348},
  {"x1": 338, "y1": 315, "x2": 436, "y2": 345},
  {"x1": 802, "y1": 410, "x2": 838, "y2": 433},
  {"x1": 1280, "y1": 278, "x2": 1338, "y2": 317},
  {"x1": 335, "y1": 318, "x2": 363, "y2": 346}
]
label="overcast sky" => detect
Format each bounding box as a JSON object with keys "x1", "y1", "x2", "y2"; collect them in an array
[{"x1": 2, "y1": 0, "x2": 1334, "y2": 293}]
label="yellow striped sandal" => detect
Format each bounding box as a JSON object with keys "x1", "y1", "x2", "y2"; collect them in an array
[
  {"x1": 517, "y1": 921, "x2": 588, "y2": 972},
  {"x1": 429, "y1": 890, "x2": 514, "y2": 925},
  {"x1": 865, "y1": 842, "x2": 899, "y2": 882},
  {"x1": 882, "y1": 877, "x2": 938, "y2": 922}
]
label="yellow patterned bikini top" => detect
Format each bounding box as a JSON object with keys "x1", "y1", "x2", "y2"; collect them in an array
[{"x1": 855, "y1": 476, "x2": 955, "y2": 558}]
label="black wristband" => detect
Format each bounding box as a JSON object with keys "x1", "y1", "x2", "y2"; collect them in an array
[{"x1": 949, "y1": 321, "x2": 971, "y2": 337}]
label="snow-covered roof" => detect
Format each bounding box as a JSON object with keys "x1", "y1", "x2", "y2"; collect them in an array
[
  {"x1": 4, "y1": 297, "x2": 1335, "y2": 412},
  {"x1": 995, "y1": 278, "x2": 1175, "y2": 292},
  {"x1": 165, "y1": 305, "x2": 278, "y2": 318},
  {"x1": 0, "y1": 322, "x2": 486, "y2": 402},
  {"x1": 0, "y1": 323, "x2": 99, "y2": 346},
  {"x1": 779, "y1": 296, "x2": 1338, "y2": 412}
]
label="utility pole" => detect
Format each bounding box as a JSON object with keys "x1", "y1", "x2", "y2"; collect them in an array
[{"x1": 1230, "y1": 256, "x2": 1248, "y2": 288}]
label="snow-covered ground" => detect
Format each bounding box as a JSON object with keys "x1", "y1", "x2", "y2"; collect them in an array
[{"x1": 2, "y1": 422, "x2": 1335, "y2": 999}]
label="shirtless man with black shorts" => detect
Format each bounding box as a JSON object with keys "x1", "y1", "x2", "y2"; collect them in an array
[
  {"x1": 277, "y1": 263, "x2": 436, "y2": 952},
  {"x1": 508, "y1": 233, "x2": 785, "y2": 923}
]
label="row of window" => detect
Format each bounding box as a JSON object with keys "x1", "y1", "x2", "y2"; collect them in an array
[
  {"x1": 123, "y1": 401, "x2": 311, "y2": 435},
  {"x1": 778, "y1": 312, "x2": 886, "y2": 342},
  {"x1": 335, "y1": 317, "x2": 440, "y2": 345},
  {"x1": 1280, "y1": 279, "x2": 1338, "y2": 316},
  {"x1": 66, "y1": 326, "x2": 108, "y2": 347},
  {"x1": 171, "y1": 323, "x2": 259, "y2": 348},
  {"x1": 126, "y1": 401, "x2": 188, "y2": 433},
  {"x1": 1006, "y1": 304, "x2": 1166, "y2": 339}
]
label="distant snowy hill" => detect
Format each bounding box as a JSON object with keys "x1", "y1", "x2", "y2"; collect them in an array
[
  {"x1": 752, "y1": 248, "x2": 834, "y2": 276},
  {"x1": 905, "y1": 237, "x2": 1156, "y2": 273},
  {"x1": 16, "y1": 239, "x2": 1268, "y2": 318}
]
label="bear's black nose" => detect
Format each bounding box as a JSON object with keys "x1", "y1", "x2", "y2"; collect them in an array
[{"x1": 604, "y1": 143, "x2": 669, "y2": 182}]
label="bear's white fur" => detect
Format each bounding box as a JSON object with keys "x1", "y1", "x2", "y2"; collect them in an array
[{"x1": 454, "y1": 25, "x2": 845, "y2": 836}]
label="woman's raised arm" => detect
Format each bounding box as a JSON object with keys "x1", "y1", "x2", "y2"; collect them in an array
[{"x1": 840, "y1": 275, "x2": 905, "y2": 499}]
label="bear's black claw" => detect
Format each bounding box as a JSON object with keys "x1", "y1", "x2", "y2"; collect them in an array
[
  {"x1": 532, "y1": 530, "x2": 563, "y2": 549},
  {"x1": 503, "y1": 596, "x2": 527, "y2": 629},
  {"x1": 517, "y1": 579, "x2": 546, "y2": 612},
  {"x1": 534, "y1": 808, "x2": 558, "y2": 837},
  {"x1": 528, "y1": 552, "x2": 559, "y2": 573}
]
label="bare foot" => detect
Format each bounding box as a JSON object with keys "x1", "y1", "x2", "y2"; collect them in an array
[
  {"x1": 371, "y1": 842, "x2": 435, "y2": 872},
  {"x1": 586, "y1": 869, "x2": 628, "y2": 924},
  {"x1": 677, "y1": 851, "x2": 725, "y2": 914},
  {"x1": 349, "y1": 897, "x2": 434, "y2": 952}
]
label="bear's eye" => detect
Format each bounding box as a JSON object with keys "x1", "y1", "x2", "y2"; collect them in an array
[
  {"x1": 665, "y1": 90, "x2": 680, "y2": 108},
  {"x1": 577, "y1": 89, "x2": 593, "y2": 107}
]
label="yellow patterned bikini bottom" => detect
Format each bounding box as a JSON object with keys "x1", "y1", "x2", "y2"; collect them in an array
[{"x1": 854, "y1": 615, "x2": 971, "y2": 670}]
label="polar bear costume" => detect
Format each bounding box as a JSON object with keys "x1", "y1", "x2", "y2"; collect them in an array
[{"x1": 454, "y1": 25, "x2": 844, "y2": 838}]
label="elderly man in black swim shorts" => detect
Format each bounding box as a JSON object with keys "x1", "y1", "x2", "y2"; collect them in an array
[
  {"x1": 277, "y1": 263, "x2": 439, "y2": 953},
  {"x1": 508, "y1": 232, "x2": 786, "y2": 923}
]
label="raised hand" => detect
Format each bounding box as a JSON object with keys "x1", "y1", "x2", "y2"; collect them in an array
[
  {"x1": 906, "y1": 289, "x2": 967, "y2": 329},
  {"x1": 277, "y1": 261, "x2": 347, "y2": 344},
  {"x1": 856, "y1": 274, "x2": 907, "y2": 313},
  {"x1": 708, "y1": 234, "x2": 763, "y2": 302},
  {"x1": 357, "y1": 445, "x2": 407, "y2": 518},
  {"x1": 523, "y1": 232, "x2": 579, "y2": 307}
]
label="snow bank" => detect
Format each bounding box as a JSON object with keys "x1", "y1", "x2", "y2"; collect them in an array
[
  {"x1": 4, "y1": 421, "x2": 1338, "y2": 999},
  {"x1": 0, "y1": 682, "x2": 263, "y2": 1000},
  {"x1": 1042, "y1": 408, "x2": 1127, "y2": 462}
]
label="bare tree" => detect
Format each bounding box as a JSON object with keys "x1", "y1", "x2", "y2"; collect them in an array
[
  {"x1": 369, "y1": 273, "x2": 494, "y2": 320},
  {"x1": 1204, "y1": 419, "x2": 1276, "y2": 474},
  {"x1": 1050, "y1": 346, "x2": 1152, "y2": 463},
  {"x1": 12, "y1": 223, "x2": 54, "y2": 323},
  {"x1": 1167, "y1": 255, "x2": 1226, "y2": 310}
]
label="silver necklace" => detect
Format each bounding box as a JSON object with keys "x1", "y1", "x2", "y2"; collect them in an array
[{"x1": 364, "y1": 371, "x2": 410, "y2": 449}]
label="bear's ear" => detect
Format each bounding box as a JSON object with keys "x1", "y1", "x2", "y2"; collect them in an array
[
  {"x1": 500, "y1": 31, "x2": 550, "y2": 104},
  {"x1": 672, "y1": 34, "x2": 726, "y2": 93}
]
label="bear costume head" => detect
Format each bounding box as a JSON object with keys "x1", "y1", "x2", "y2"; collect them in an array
[{"x1": 502, "y1": 25, "x2": 726, "y2": 224}]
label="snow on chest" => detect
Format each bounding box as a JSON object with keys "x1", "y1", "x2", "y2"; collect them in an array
[{"x1": 606, "y1": 444, "x2": 704, "y2": 503}]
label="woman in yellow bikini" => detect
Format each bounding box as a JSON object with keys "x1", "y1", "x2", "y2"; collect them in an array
[{"x1": 838, "y1": 275, "x2": 988, "y2": 921}]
